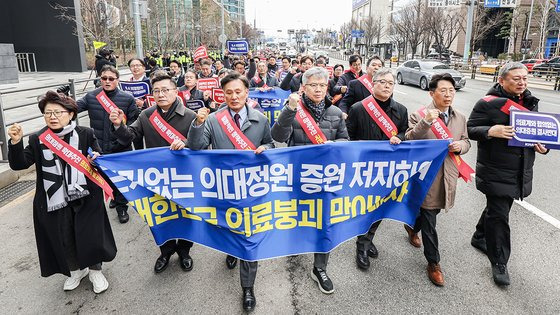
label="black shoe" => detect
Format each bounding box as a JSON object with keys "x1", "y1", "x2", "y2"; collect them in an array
[
  {"x1": 471, "y1": 233, "x2": 487, "y2": 254},
  {"x1": 367, "y1": 243, "x2": 379, "y2": 258},
  {"x1": 154, "y1": 254, "x2": 171, "y2": 273},
  {"x1": 242, "y1": 287, "x2": 256, "y2": 312},
  {"x1": 179, "y1": 254, "x2": 193, "y2": 272},
  {"x1": 117, "y1": 211, "x2": 129, "y2": 224},
  {"x1": 492, "y1": 263, "x2": 510, "y2": 286},
  {"x1": 109, "y1": 200, "x2": 117, "y2": 208},
  {"x1": 226, "y1": 255, "x2": 238, "y2": 269},
  {"x1": 311, "y1": 267, "x2": 334, "y2": 294},
  {"x1": 356, "y1": 250, "x2": 370, "y2": 270}
]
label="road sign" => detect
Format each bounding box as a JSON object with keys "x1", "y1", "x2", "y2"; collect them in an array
[
  {"x1": 484, "y1": 0, "x2": 517, "y2": 8},
  {"x1": 556, "y1": 0, "x2": 560, "y2": 12},
  {"x1": 351, "y1": 30, "x2": 365, "y2": 38},
  {"x1": 428, "y1": 0, "x2": 461, "y2": 7},
  {"x1": 521, "y1": 39, "x2": 532, "y2": 49},
  {"x1": 226, "y1": 40, "x2": 249, "y2": 54},
  {"x1": 219, "y1": 34, "x2": 227, "y2": 44}
]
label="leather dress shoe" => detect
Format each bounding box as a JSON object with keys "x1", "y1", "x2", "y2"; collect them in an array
[
  {"x1": 356, "y1": 250, "x2": 370, "y2": 270},
  {"x1": 117, "y1": 211, "x2": 129, "y2": 224},
  {"x1": 404, "y1": 224, "x2": 421, "y2": 248},
  {"x1": 427, "y1": 263, "x2": 444, "y2": 286},
  {"x1": 154, "y1": 254, "x2": 171, "y2": 273},
  {"x1": 179, "y1": 254, "x2": 193, "y2": 272},
  {"x1": 226, "y1": 255, "x2": 238, "y2": 269},
  {"x1": 242, "y1": 287, "x2": 256, "y2": 312},
  {"x1": 492, "y1": 263, "x2": 510, "y2": 286},
  {"x1": 109, "y1": 200, "x2": 117, "y2": 208},
  {"x1": 367, "y1": 244, "x2": 379, "y2": 258}
]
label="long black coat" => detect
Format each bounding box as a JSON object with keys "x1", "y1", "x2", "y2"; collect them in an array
[
  {"x1": 346, "y1": 97, "x2": 408, "y2": 141},
  {"x1": 8, "y1": 126, "x2": 117, "y2": 277},
  {"x1": 338, "y1": 78, "x2": 371, "y2": 114},
  {"x1": 333, "y1": 70, "x2": 363, "y2": 95},
  {"x1": 467, "y1": 83, "x2": 540, "y2": 199}
]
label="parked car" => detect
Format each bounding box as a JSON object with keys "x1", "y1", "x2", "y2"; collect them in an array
[
  {"x1": 396, "y1": 60, "x2": 466, "y2": 90},
  {"x1": 521, "y1": 58, "x2": 548, "y2": 72},
  {"x1": 286, "y1": 49, "x2": 297, "y2": 58},
  {"x1": 531, "y1": 56, "x2": 560, "y2": 77}
]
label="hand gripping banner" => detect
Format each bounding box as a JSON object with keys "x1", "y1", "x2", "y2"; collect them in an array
[{"x1": 95, "y1": 140, "x2": 449, "y2": 261}]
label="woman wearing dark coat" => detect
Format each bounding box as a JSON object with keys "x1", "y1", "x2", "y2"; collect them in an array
[{"x1": 7, "y1": 91, "x2": 117, "y2": 294}]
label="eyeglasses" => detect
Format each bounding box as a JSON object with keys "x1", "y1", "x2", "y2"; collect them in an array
[
  {"x1": 374, "y1": 80, "x2": 395, "y2": 87},
  {"x1": 100, "y1": 76, "x2": 117, "y2": 82},
  {"x1": 44, "y1": 110, "x2": 69, "y2": 117},
  {"x1": 306, "y1": 83, "x2": 328, "y2": 89},
  {"x1": 152, "y1": 88, "x2": 176, "y2": 95},
  {"x1": 129, "y1": 64, "x2": 144, "y2": 68}
]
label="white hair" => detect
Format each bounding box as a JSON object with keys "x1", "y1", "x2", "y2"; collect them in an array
[{"x1": 302, "y1": 67, "x2": 329, "y2": 84}]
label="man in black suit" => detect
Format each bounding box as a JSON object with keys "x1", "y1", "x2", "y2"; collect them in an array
[{"x1": 338, "y1": 56, "x2": 384, "y2": 116}]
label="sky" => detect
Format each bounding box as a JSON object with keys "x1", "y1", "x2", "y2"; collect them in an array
[{"x1": 244, "y1": 0, "x2": 353, "y2": 37}]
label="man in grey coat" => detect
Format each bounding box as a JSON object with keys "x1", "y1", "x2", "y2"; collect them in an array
[
  {"x1": 187, "y1": 72, "x2": 274, "y2": 312},
  {"x1": 271, "y1": 67, "x2": 348, "y2": 295},
  {"x1": 109, "y1": 71, "x2": 198, "y2": 275}
]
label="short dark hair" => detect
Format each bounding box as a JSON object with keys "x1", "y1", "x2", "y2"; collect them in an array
[
  {"x1": 150, "y1": 70, "x2": 177, "y2": 87},
  {"x1": 349, "y1": 55, "x2": 362, "y2": 65},
  {"x1": 169, "y1": 60, "x2": 182, "y2": 68},
  {"x1": 428, "y1": 73, "x2": 456, "y2": 91},
  {"x1": 233, "y1": 60, "x2": 246, "y2": 68},
  {"x1": 282, "y1": 56, "x2": 291, "y2": 63},
  {"x1": 366, "y1": 56, "x2": 384, "y2": 67},
  {"x1": 100, "y1": 65, "x2": 120, "y2": 78},
  {"x1": 333, "y1": 64, "x2": 344, "y2": 72},
  {"x1": 38, "y1": 91, "x2": 78, "y2": 120},
  {"x1": 128, "y1": 58, "x2": 146, "y2": 68},
  {"x1": 291, "y1": 59, "x2": 300, "y2": 66},
  {"x1": 200, "y1": 58, "x2": 212, "y2": 66},
  {"x1": 316, "y1": 57, "x2": 326, "y2": 65},
  {"x1": 300, "y1": 55, "x2": 314, "y2": 64},
  {"x1": 220, "y1": 72, "x2": 249, "y2": 89}
]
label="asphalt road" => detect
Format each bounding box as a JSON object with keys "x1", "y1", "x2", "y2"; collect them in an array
[{"x1": 0, "y1": 61, "x2": 559, "y2": 314}]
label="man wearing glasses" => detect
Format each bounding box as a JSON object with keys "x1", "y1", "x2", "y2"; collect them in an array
[
  {"x1": 345, "y1": 68, "x2": 412, "y2": 271},
  {"x1": 272, "y1": 67, "x2": 348, "y2": 295},
  {"x1": 77, "y1": 65, "x2": 139, "y2": 223},
  {"x1": 109, "y1": 71, "x2": 197, "y2": 274}
]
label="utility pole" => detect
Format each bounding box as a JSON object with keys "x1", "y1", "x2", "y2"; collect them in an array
[
  {"x1": 221, "y1": 0, "x2": 226, "y2": 53},
  {"x1": 462, "y1": 0, "x2": 475, "y2": 64},
  {"x1": 132, "y1": 0, "x2": 144, "y2": 58},
  {"x1": 522, "y1": 0, "x2": 535, "y2": 60}
]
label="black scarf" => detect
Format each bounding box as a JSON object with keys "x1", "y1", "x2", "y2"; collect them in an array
[{"x1": 303, "y1": 94, "x2": 326, "y2": 120}]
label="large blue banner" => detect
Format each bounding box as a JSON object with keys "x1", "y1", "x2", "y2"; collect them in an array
[
  {"x1": 96, "y1": 140, "x2": 449, "y2": 261},
  {"x1": 249, "y1": 88, "x2": 290, "y2": 127}
]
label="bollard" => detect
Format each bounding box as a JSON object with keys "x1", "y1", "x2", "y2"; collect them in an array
[
  {"x1": 68, "y1": 79, "x2": 80, "y2": 126},
  {"x1": 555, "y1": 76, "x2": 560, "y2": 91},
  {"x1": 0, "y1": 94, "x2": 8, "y2": 160},
  {"x1": 471, "y1": 65, "x2": 476, "y2": 80},
  {"x1": 493, "y1": 70, "x2": 498, "y2": 83}
]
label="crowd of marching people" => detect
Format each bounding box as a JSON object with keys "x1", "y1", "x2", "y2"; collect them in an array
[{"x1": 7, "y1": 46, "x2": 550, "y2": 312}]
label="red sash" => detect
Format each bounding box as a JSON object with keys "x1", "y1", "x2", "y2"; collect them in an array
[
  {"x1": 482, "y1": 95, "x2": 528, "y2": 115},
  {"x1": 148, "y1": 110, "x2": 186, "y2": 144},
  {"x1": 295, "y1": 100, "x2": 328, "y2": 144},
  {"x1": 344, "y1": 69, "x2": 360, "y2": 77},
  {"x1": 215, "y1": 109, "x2": 257, "y2": 150},
  {"x1": 38, "y1": 129, "x2": 113, "y2": 199},
  {"x1": 361, "y1": 95, "x2": 399, "y2": 138},
  {"x1": 331, "y1": 94, "x2": 342, "y2": 104},
  {"x1": 357, "y1": 74, "x2": 375, "y2": 96},
  {"x1": 253, "y1": 75, "x2": 268, "y2": 88},
  {"x1": 146, "y1": 95, "x2": 157, "y2": 107},
  {"x1": 96, "y1": 90, "x2": 126, "y2": 123},
  {"x1": 418, "y1": 107, "x2": 475, "y2": 183}
]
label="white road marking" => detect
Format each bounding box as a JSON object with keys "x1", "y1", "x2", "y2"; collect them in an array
[
  {"x1": 393, "y1": 90, "x2": 407, "y2": 95},
  {"x1": 470, "y1": 173, "x2": 560, "y2": 229}
]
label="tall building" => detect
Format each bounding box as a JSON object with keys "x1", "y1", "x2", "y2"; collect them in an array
[{"x1": 222, "y1": 0, "x2": 245, "y2": 22}]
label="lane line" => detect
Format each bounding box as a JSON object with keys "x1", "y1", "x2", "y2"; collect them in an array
[
  {"x1": 470, "y1": 174, "x2": 560, "y2": 229},
  {"x1": 514, "y1": 200, "x2": 560, "y2": 229},
  {"x1": 393, "y1": 90, "x2": 407, "y2": 95}
]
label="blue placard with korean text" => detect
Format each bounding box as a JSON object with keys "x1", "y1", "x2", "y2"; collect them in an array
[
  {"x1": 227, "y1": 40, "x2": 249, "y2": 54},
  {"x1": 119, "y1": 81, "x2": 150, "y2": 98},
  {"x1": 95, "y1": 140, "x2": 449, "y2": 261},
  {"x1": 249, "y1": 88, "x2": 291, "y2": 127},
  {"x1": 509, "y1": 110, "x2": 560, "y2": 150}
]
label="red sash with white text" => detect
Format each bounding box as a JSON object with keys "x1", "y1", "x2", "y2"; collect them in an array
[
  {"x1": 357, "y1": 74, "x2": 375, "y2": 96},
  {"x1": 418, "y1": 107, "x2": 474, "y2": 183},
  {"x1": 482, "y1": 95, "x2": 528, "y2": 115},
  {"x1": 253, "y1": 75, "x2": 268, "y2": 88},
  {"x1": 38, "y1": 129, "x2": 113, "y2": 199},
  {"x1": 149, "y1": 110, "x2": 186, "y2": 144},
  {"x1": 215, "y1": 110, "x2": 257, "y2": 150},
  {"x1": 95, "y1": 90, "x2": 126, "y2": 123},
  {"x1": 294, "y1": 100, "x2": 328, "y2": 144},
  {"x1": 361, "y1": 95, "x2": 399, "y2": 139}
]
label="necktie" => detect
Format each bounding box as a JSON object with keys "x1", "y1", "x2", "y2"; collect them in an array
[
  {"x1": 234, "y1": 113, "x2": 241, "y2": 128},
  {"x1": 441, "y1": 112, "x2": 449, "y2": 125}
]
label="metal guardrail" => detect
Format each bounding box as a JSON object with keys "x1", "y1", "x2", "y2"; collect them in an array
[
  {"x1": 15, "y1": 53, "x2": 37, "y2": 72},
  {"x1": 0, "y1": 78, "x2": 97, "y2": 161}
]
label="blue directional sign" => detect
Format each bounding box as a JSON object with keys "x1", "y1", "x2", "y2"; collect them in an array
[
  {"x1": 556, "y1": 0, "x2": 560, "y2": 12},
  {"x1": 484, "y1": 0, "x2": 500, "y2": 7},
  {"x1": 351, "y1": 30, "x2": 365, "y2": 38},
  {"x1": 226, "y1": 40, "x2": 249, "y2": 54}
]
